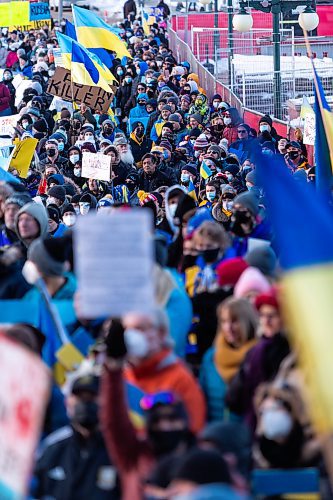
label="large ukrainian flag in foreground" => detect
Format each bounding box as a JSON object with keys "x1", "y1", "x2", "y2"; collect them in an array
[
  {"x1": 73, "y1": 5, "x2": 131, "y2": 61},
  {"x1": 257, "y1": 153, "x2": 333, "y2": 433},
  {"x1": 313, "y1": 66, "x2": 333, "y2": 193},
  {"x1": 71, "y1": 41, "x2": 112, "y2": 93}
]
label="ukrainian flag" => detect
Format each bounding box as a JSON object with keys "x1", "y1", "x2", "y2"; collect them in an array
[
  {"x1": 257, "y1": 152, "x2": 333, "y2": 434},
  {"x1": 313, "y1": 66, "x2": 333, "y2": 194},
  {"x1": 72, "y1": 5, "x2": 131, "y2": 63},
  {"x1": 57, "y1": 32, "x2": 116, "y2": 85},
  {"x1": 188, "y1": 178, "x2": 198, "y2": 203},
  {"x1": 141, "y1": 8, "x2": 150, "y2": 36},
  {"x1": 200, "y1": 160, "x2": 212, "y2": 180},
  {"x1": 71, "y1": 41, "x2": 112, "y2": 93},
  {"x1": 65, "y1": 19, "x2": 77, "y2": 41}
]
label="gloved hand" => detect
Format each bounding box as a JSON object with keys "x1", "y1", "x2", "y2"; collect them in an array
[{"x1": 105, "y1": 319, "x2": 127, "y2": 359}]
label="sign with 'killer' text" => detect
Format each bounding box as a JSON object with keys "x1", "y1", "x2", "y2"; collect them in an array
[{"x1": 47, "y1": 67, "x2": 113, "y2": 113}]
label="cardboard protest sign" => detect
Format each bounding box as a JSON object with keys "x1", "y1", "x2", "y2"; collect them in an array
[
  {"x1": 0, "y1": 332, "x2": 50, "y2": 499},
  {"x1": 81, "y1": 152, "x2": 111, "y2": 181},
  {"x1": 47, "y1": 67, "x2": 113, "y2": 113},
  {"x1": 9, "y1": 19, "x2": 51, "y2": 30},
  {"x1": 303, "y1": 113, "x2": 315, "y2": 146},
  {"x1": 9, "y1": 137, "x2": 38, "y2": 178},
  {"x1": 0, "y1": 114, "x2": 19, "y2": 136},
  {"x1": 74, "y1": 210, "x2": 155, "y2": 318},
  {"x1": 0, "y1": 1, "x2": 29, "y2": 27}
]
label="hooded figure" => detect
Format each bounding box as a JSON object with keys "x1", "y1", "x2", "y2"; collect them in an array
[
  {"x1": 189, "y1": 94, "x2": 210, "y2": 125},
  {"x1": 79, "y1": 193, "x2": 97, "y2": 215},
  {"x1": 129, "y1": 121, "x2": 152, "y2": 164},
  {"x1": 222, "y1": 108, "x2": 242, "y2": 146},
  {"x1": 15, "y1": 202, "x2": 48, "y2": 248},
  {"x1": 129, "y1": 93, "x2": 150, "y2": 123}
]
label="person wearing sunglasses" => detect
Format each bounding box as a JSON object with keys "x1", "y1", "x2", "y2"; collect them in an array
[{"x1": 229, "y1": 124, "x2": 256, "y2": 165}]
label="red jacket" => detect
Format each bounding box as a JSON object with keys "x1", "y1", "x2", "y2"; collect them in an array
[
  {"x1": 0, "y1": 83, "x2": 10, "y2": 112},
  {"x1": 223, "y1": 125, "x2": 239, "y2": 146},
  {"x1": 6, "y1": 51, "x2": 18, "y2": 69},
  {"x1": 124, "y1": 349, "x2": 206, "y2": 433}
]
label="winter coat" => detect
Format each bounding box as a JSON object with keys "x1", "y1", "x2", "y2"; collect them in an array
[
  {"x1": 199, "y1": 347, "x2": 228, "y2": 421},
  {"x1": 138, "y1": 167, "x2": 177, "y2": 192},
  {"x1": 0, "y1": 82, "x2": 11, "y2": 113},
  {"x1": 129, "y1": 133, "x2": 152, "y2": 164},
  {"x1": 123, "y1": 0, "x2": 137, "y2": 18},
  {"x1": 0, "y1": 47, "x2": 7, "y2": 68},
  {"x1": 115, "y1": 83, "x2": 133, "y2": 116}
]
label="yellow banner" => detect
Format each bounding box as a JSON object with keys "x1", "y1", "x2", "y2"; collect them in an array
[
  {"x1": 9, "y1": 19, "x2": 52, "y2": 31},
  {"x1": 0, "y1": 2, "x2": 29, "y2": 27},
  {"x1": 9, "y1": 137, "x2": 38, "y2": 179}
]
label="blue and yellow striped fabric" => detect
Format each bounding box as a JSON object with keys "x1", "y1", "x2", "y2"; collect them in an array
[
  {"x1": 71, "y1": 41, "x2": 112, "y2": 93},
  {"x1": 257, "y1": 153, "x2": 333, "y2": 433},
  {"x1": 72, "y1": 5, "x2": 131, "y2": 61},
  {"x1": 200, "y1": 160, "x2": 212, "y2": 180}
]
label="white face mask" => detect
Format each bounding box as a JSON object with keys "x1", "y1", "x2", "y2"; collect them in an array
[
  {"x1": 194, "y1": 150, "x2": 200, "y2": 158},
  {"x1": 223, "y1": 200, "x2": 234, "y2": 211},
  {"x1": 74, "y1": 206, "x2": 80, "y2": 215},
  {"x1": 260, "y1": 124, "x2": 270, "y2": 133},
  {"x1": 69, "y1": 154, "x2": 80, "y2": 165},
  {"x1": 261, "y1": 408, "x2": 293, "y2": 440},
  {"x1": 63, "y1": 214, "x2": 76, "y2": 227},
  {"x1": 85, "y1": 135, "x2": 95, "y2": 143},
  {"x1": 224, "y1": 117, "x2": 231, "y2": 125},
  {"x1": 79, "y1": 202, "x2": 90, "y2": 215},
  {"x1": 124, "y1": 328, "x2": 150, "y2": 358},
  {"x1": 22, "y1": 260, "x2": 41, "y2": 285},
  {"x1": 47, "y1": 197, "x2": 58, "y2": 206},
  {"x1": 74, "y1": 167, "x2": 81, "y2": 177},
  {"x1": 213, "y1": 101, "x2": 220, "y2": 108},
  {"x1": 169, "y1": 203, "x2": 177, "y2": 217},
  {"x1": 181, "y1": 173, "x2": 190, "y2": 183}
]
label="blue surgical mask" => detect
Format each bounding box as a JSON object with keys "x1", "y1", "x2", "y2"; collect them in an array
[
  {"x1": 58, "y1": 142, "x2": 64, "y2": 152},
  {"x1": 181, "y1": 173, "x2": 190, "y2": 183},
  {"x1": 125, "y1": 77, "x2": 132, "y2": 84},
  {"x1": 117, "y1": 69, "x2": 123, "y2": 76},
  {"x1": 262, "y1": 149, "x2": 273, "y2": 156},
  {"x1": 260, "y1": 124, "x2": 270, "y2": 133},
  {"x1": 207, "y1": 191, "x2": 216, "y2": 201}
]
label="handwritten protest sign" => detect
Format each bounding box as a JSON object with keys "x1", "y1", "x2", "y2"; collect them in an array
[
  {"x1": 303, "y1": 113, "x2": 315, "y2": 146},
  {"x1": 75, "y1": 211, "x2": 154, "y2": 318},
  {"x1": 0, "y1": 333, "x2": 50, "y2": 499},
  {"x1": 0, "y1": 114, "x2": 19, "y2": 137},
  {"x1": 47, "y1": 67, "x2": 113, "y2": 113},
  {"x1": 81, "y1": 152, "x2": 111, "y2": 181}
]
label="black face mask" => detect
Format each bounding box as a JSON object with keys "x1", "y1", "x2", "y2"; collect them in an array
[
  {"x1": 230, "y1": 210, "x2": 254, "y2": 237},
  {"x1": 201, "y1": 247, "x2": 220, "y2": 263},
  {"x1": 149, "y1": 429, "x2": 187, "y2": 456},
  {"x1": 47, "y1": 148, "x2": 57, "y2": 157},
  {"x1": 288, "y1": 151, "x2": 300, "y2": 160},
  {"x1": 214, "y1": 124, "x2": 224, "y2": 132},
  {"x1": 125, "y1": 180, "x2": 136, "y2": 193},
  {"x1": 72, "y1": 401, "x2": 99, "y2": 431},
  {"x1": 104, "y1": 127, "x2": 113, "y2": 135},
  {"x1": 181, "y1": 254, "x2": 198, "y2": 271},
  {"x1": 136, "y1": 128, "x2": 144, "y2": 138}
]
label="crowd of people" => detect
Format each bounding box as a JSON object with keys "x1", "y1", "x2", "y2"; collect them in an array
[{"x1": 0, "y1": 5, "x2": 326, "y2": 500}]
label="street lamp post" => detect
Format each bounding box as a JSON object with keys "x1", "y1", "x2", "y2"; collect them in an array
[{"x1": 233, "y1": 0, "x2": 319, "y2": 119}]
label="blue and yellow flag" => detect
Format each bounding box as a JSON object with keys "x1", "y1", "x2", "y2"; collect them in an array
[
  {"x1": 65, "y1": 19, "x2": 77, "y2": 41},
  {"x1": 200, "y1": 160, "x2": 212, "y2": 180},
  {"x1": 57, "y1": 32, "x2": 116, "y2": 85},
  {"x1": 71, "y1": 41, "x2": 112, "y2": 93},
  {"x1": 188, "y1": 178, "x2": 198, "y2": 203},
  {"x1": 257, "y1": 152, "x2": 333, "y2": 433},
  {"x1": 72, "y1": 5, "x2": 131, "y2": 63},
  {"x1": 313, "y1": 66, "x2": 333, "y2": 194}
]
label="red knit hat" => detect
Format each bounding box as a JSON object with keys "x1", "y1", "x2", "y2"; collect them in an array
[
  {"x1": 216, "y1": 257, "x2": 248, "y2": 287},
  {"x1": 255, "y1": 287, "x2": 280, "y2": 311}
]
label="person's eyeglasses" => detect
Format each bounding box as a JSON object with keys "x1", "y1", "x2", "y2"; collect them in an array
[{"x1": 238, "y1": 129, "x2": 247, "y2": 134}]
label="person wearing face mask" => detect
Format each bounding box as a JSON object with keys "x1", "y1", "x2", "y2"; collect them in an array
[
  {"x1": 285, "y1": 140, "x2": 311, "y2": 172},
  {"x1": 115, "y1": 64, "x2": 125, "y2": 83},
  {"x1": 221, "y1": 108, "x2": 242, "y2": 146},
  {"x1": 100, "y1": 311, "x2": 206, "y2": 499},
  {"x1": 199, "y1": 181, "x2": 219, "y2": 209},
  {"x1": 230, "y1": 192, "x2": 272, "y2": 257},
  {"x1": 33, "y1": 367, "x2": 120, "y2": 500},
  {"x1": 180, "y1": 164, "x2": 197, "y2": 190},
  {"x1": 129, "y1": 121, "x2": 152, "y2": 164},
  {"x1": 39, "y1": 139, "x2": 68, "y2": 169},
  {"x1": 212, "y1": 184, "x2": 237, "y2": 229},
  {"x1": 226, "y1": 289, "x2": 290, "y2": 431},
  {"x1": 257, "y1": 114, "x2": 281, "y2": 148},
  {"x1": 79, "y1": 193, "x2": 97, "y2": 215},
  {"x1": 18, "y1": 113, "x2": 33, "y2": 133},
  {"x1": 129, "y1": 93, "x2": 150, "y2": 132},
  {"x1": 184, "y1": 219, "x2": 233, "y2": 297},
  {"x1": 115, "y1": 72, "x2": 134, "y2": 127},
  {"x1": 2, "y1": 69, "x2": 16, "y2": 113},
  {"x1": 0, "y1": 78, "x2": 11, "y2": 117},
  {"x1": 61, "y1": 204, "x2": 77, "y2": 228},
  {"x1": 99, "y1": 119, "x2": 115, "y2": 143}
]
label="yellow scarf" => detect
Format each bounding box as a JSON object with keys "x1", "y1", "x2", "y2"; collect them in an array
[{"x1": 214, "y1": 335, "x2": 257, "y2": 383}]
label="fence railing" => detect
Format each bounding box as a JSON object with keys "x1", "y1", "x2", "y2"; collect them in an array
[{"x1": 168, "y1": 25, "x2": 289, "y2": 136}]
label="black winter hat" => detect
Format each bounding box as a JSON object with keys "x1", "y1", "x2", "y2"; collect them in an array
[
  {"x1": 33, "y1": 118, "x2": 48, "y2": 133},
  {"x1": 181, "y1": 163, "x2": 197, "y2": 177},
  {"x1": 47, "y1": 205, "x2": 60, "y2": 224},
  {"x1": 259, "y1": 114, "x2": 273, "y2": 128},
  {"x1": 71, "y1": 194, "x2": 81, "y2": 204},
  {"x1": 48, "y1": 185, "x2": 66, "y2": 203},
  {"x1": 61, "y1": 203, "x2": 76, "y2": 216}
]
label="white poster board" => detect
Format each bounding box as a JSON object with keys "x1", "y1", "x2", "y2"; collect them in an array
[
  {"x1": 0, "y1": 333, "x2": 50, "y2": 499},
  {"x1": 0, "y1": 114, "x2": 19, "y2": 137},
  {"x1": 81, "y1": 152, "x2": 111, "y2": 181},
  {"x1": 303, "y1": 113, "x2": 315, "y2": 146},
  {"x1": 74, "y1": 210, "x2": 155, "y2": 318}
]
